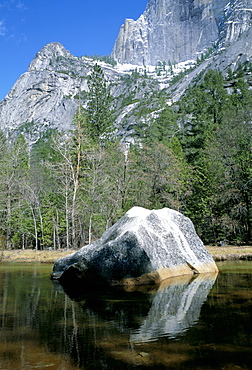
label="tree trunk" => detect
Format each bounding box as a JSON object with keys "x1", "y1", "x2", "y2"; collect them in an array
[
  {"x1": 6, "y1": 189, "x2": 11, "y2": 249},
  {"x1": 88, "y1": 208, "x2": 93, "y2": 244},
  {"x1": 71, "y1": 178, "x2": 79, "y2": 249},
  {"x1": 30, "y1": 207, "x2": 38, "y2": 251},
  {"x1": 245, "y1": 192, "x2": 251, "y2": 242}
]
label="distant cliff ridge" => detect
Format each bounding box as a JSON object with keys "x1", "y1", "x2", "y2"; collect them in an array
[
  {"x1": 111, "y1": 0, "x2": 251, "y2": 65},
  {"x1": 0, "y1": 0, "x2": 251, "y2": 141}
]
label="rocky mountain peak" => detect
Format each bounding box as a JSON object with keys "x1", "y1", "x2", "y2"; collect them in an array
[
  {"x1": 28, "y1": 42, "x2": 71, "y2": 71},
  {"x1": 0, "y1": 1, "x2": 251, "y2": 145}
]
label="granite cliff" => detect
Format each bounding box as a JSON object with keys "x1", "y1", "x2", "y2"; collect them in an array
[
  {"x1": 0, "y1": 0, "x2": 251, "y2": 142},
  {"x1": 111, "y1": 0, "x2": 252, "y2": 65}
]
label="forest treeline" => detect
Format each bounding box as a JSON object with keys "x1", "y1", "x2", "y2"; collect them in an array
[{"x1": 0, "y1": 64, "x2": 251, "y2": 250}]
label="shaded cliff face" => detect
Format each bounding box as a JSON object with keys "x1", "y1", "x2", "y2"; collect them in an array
[{"x1": 111, "y1": 0, "x2": 251, "y2": 65}]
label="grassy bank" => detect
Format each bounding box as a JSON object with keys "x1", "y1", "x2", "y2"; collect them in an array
[
  {"x1": 1, "y1": 246, "x2": 252, "y2": 264},
  {"x1": 206, "y1": 245, "x2": 252, "y2": 261},
  {"x1": 0, "y1": 249, "x2": 73, "y2": 263}
]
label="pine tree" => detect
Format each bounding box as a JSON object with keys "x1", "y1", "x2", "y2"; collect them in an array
[
  {"x1": 144, "y1": 106, "x2": 179, "y2": 146},
  {"x1": 205, "y1": 108, "x2": 252, "y2": 243},
  {"x1": 178, "y1": 70, "x2": 229, "y2": 241},
  {"x1": 178, "y1": 69, "x2": 252, "y2": 243},
  {"x1": 86, "y1": 63, "x2": 113, "y2": 142}
]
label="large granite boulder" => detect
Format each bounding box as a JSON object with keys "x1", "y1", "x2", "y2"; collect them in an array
[{"x1": 51, "y1": 207, "x2": 218, "y2": 286}]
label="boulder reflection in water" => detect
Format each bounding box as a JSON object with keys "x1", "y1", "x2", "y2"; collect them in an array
[
  {"x1": 129, "y1": 273, "x2": 218, "y2": 343},
  {"x1": 61, "y1": 272, "x2": 218, "y2": 343}
]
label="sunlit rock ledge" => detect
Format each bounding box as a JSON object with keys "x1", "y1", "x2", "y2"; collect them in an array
[{"x1": 51, "y1": 207, "x2": 218, "y2": 287}]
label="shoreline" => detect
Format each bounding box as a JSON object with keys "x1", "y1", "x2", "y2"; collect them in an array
[
  {"x1": 1, "y1": 246, "x2": 252, "y2": 264},
  {"x1": 0, "y1": 249, "x2": 73, "y2": 264},
  {"x1": 207, "y1": 245, "x2": 252, "y2": 261}
]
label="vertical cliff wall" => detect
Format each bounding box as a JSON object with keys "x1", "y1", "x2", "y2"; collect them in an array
[{"x1": 111, "y1": 0, "x2": 251, "y2": 65}]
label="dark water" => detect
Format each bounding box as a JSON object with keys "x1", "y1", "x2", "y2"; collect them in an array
[{"x1": 0, "y1": 262, "x2": 251, "y2": 370}]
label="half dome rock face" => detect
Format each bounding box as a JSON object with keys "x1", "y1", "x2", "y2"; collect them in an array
[
  {"x1": 111, "y1": 0, "x2": 224, "y2": 65},
  {"x1": 111, "y1": 0, "x2": 251, "y2": 66},
  {"x1": 52, "y1": 207, "x2": 218, "y2": 287}
]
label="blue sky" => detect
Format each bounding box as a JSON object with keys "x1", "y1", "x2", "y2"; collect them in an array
[{"x1": 0, "y1": 0, "x2": 147, "y2": 100}]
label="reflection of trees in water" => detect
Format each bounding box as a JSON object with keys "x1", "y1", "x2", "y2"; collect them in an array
[
  {"x1": 55, "y1": 273, "x2": 218, "y2": 368},
  {"x1": 0, "y1": 266, "x2": 217, "y2": 369},
  {"x1": 0, "y1": 266, "x2": 76, "y2": 369},
  {"x1": 51, "y1": 273, "x2": 217, "y2": 361},
  {"x1": 2, "y1": 265, "x2": 252, "y2": 369}
]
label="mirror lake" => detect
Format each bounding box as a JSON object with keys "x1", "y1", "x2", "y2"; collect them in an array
[{"x1": 0, "y1": 261, "x2": 251, "y2": 369}]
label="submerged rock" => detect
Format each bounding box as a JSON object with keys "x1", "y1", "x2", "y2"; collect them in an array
[{"x1": 51, "y1": 207, "x2": 218, "y2": 286}]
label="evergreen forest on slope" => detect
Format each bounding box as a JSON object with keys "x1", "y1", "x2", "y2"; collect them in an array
[{"x1": 0, "y1": 63, "x2": 251, "y2": 250}]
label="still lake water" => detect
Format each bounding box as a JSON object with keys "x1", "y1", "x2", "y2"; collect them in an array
[{"x1": 0, "y1": 261, "x2": 251, "y2": 370}]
